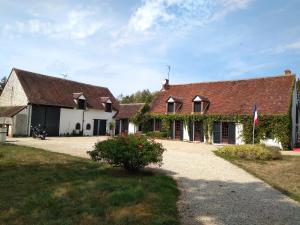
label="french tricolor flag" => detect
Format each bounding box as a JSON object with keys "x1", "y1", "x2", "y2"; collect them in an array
[{"x1": 253, "y1": 104, "x2": 259, "y2": 125}]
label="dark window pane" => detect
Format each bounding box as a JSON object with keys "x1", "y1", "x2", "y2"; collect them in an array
[
  {"x1": 75, "y1": 123, "x2": 81, "y2": 130},
  {"x1": 106, "y1": 103, "x2": 112, "y2": 112},
  {"x1": 155, "y1": 119, "x2": 162, "y2": 131},
  {"x1": 78, "y1": 99, "x2": 86, "y2": 109},
  {"x1": 86, "y1": 123, "x2": 91, "y2": 130},
  {"x1": 167, "y1": 103, "x2": 174, "y2": 113},
  {"x1": 194, "y1": 102, "x2": 201, "y2": 112}
]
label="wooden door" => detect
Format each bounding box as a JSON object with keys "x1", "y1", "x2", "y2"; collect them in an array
[
  {"x1": 194, "y1": 121, "x2": 204, "y2": 142},
  {"x1": 175, "y1": 120, "x2": 182, "y2": 140},
  {"x1": 213, "y1": 122, "x2": 221, "y2": 144},
  {"x1": 222, "y1": 122, "x2": 229, "y2": 143},
  {"x1": 93, "y1": 120, "x2": 99, "y2": 136},
  {"x1": 99, "y1": 120, "x2": 107, "y2": 135}
]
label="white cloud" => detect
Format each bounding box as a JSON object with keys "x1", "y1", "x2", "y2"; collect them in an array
[
  {"x1": 264, "y1": 39, "x2": 300, "y2": 54},
  {"x1": 4, "y1": 9, "x2": 103, "y2": 40},
  {"x1": 114, "y1": 0, "x2": 252, "y2": 46},
  {"x1": 284, "y1": 39, "x2": 300, "y2": 51}
]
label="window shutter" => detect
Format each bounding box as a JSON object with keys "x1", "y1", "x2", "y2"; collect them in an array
[
  {"x1": 228, "y1": 122, "x2": 236, "y2": 144},
  {"x1": 213, "y1": 122, "x2": 221, "y2": 144},
  {"x1": 200, "y1": 122, "x2": 204, "y2": 142},
  {"x1": 169, "y1": 121, "x2": 174, "y2": 139},
  {"x1": 180, "y1": 121, "x2": 184, "y2": 140},
  {"x1": 188, "y1": 120, "x2": 194, "y2": 141}
]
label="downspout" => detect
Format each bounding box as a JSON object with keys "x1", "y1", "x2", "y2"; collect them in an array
[
  {"x1": 27, "y1": 104, "x2": 31, "y2": 136},
  {"x1": 82, "y1": 109, "x2": 87, "y2": 135}
]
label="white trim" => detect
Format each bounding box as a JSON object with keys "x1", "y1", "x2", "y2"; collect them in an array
[
  {"x1": 167, "y1": 97, "x2": 174, "y2": 103},
  {"x1": 78, "y1": 95, "x2": 86, "y2": 100},
  {"x1": 193, "y1": 96, "x2": 202, "y2": 102}
]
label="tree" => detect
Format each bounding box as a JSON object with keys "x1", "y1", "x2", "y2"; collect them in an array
[
  {"x1": 0, "y1": 76, "x2": 7, "y2": 95},
  {"x1": 118, "y1": 89, "x2": 158, "y2": 104}
]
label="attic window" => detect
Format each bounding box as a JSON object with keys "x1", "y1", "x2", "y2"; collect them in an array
[
  {"x1": 106, "y1": 102, "x2": 112, "y2": 112},
  {"x1": 78, "y1": 99, "x2": 86, "y2": 110},
  {"x1": 194, "y1": 102, "x2": 202, "y2": 112},
  {"x1": 167, "y1": 102, "x2": 174, "y2": 113},
  {"x1": 193, "y1": 95, "x2": 210, "y2": 113}
]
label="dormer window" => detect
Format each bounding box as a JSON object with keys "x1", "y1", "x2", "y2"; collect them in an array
[
  {"x1": 167, "y1": 102, "x2": 174, "y2": 113},
  {"x1": 193, "y1": 95, "x2": 210, "y2": 114},
  {"x1": 166, "y1": 96, "x2": 182, "y2": 114},
  {"x1": 74, "y1": 93, "x2": 87, "y2": 110},
  {"x1": 167, "y1": 97, "x2": 175, "y2": 113},
  {"x1": 101, "y1": 98, "x2": 112, "y2": 112},
  {"x1": 193, "y1": 96, "x2": 202, "y2": 113},
  {"x1": 106, "y1": 102, "x2": 112, "y2": 112},
  {"x1": 78, "y1": 99, "x2": 86, "y2": 110}
]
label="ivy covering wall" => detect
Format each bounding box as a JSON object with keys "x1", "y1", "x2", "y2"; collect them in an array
[{"x1": 149, "y1": 114, "x2": 292, "y2": 150}]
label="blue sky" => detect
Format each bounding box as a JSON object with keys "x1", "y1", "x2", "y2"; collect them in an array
[{"x1": 0, "y1": 0, "x2": 300, "y2": 95}]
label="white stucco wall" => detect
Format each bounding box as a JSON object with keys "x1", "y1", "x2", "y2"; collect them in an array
[
  {"x1": 59, "y1": 108, "x2": 83, "y2": 135},
  {"x1": 59, "y1": 108, "x2": 116, "y2": 136},
  {"x1": 12, "y1": 106, "x2": 30, "y2": 136},
  {"x1": 0, "y1": 70, "x2": 28, "y2": 106},
  {"x1": 261, "y1": 138, "x2": 283, "y2": 149},
  {"x1": 183, "y1": 122, "x2": 190, "y2": 141},
  {"x1": 128, "y1": 122, "x2": 136, "y2": 134},
  {"x1": 235, "y1": 123, "x2": 244, "y2": 145}
]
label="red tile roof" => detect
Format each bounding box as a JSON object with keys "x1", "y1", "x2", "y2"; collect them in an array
[
  {"x1": 0, "y1": 106, "x2": 27, "y2": 117},
  {"x1": 150, "y1": 75, "x2": 295, "y2": 115},
  {"x1": 14, "y1": 68, "x2": 119, "y2": 110},
  {"x1": 115, "y1": 103, "x2": 145, "y2": 119}
]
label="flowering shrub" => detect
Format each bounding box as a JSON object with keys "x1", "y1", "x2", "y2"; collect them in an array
[
  {"x1": 145, "y1": 131, "x2": 168, "y2": 139},
  {"x1": 216, "y1": 144, "x2": 282, "y2": 160},
  {"x1": 88, "y1": 134, "x2": 165, "y2": 172}
]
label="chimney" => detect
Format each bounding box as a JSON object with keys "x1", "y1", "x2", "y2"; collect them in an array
[
  {"x1": 163, "y1": 79, "x2": 170, "y2": 90},
  {"x1": 284, "y1": 69, "x2": 292, "y2": 76}
]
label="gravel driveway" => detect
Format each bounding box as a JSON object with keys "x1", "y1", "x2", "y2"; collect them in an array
[
  {"x1": 7, "y1": 136, "x2": 107, "y2": 158},
  {"x1": 8, "y1": 137, "x2": 300, "y2": 225}
]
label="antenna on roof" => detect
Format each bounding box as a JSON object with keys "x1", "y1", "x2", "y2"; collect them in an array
[
  {"x1": 166, "y1": 65, "x2": 171, "y2": 80},
  {"x1": 61, "y1": 73, "x2": 68, "y2": 79}
]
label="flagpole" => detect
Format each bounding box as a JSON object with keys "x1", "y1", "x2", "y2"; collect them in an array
[{"x1": 252, "y1": 120, "x2": 255, "y2": 145}]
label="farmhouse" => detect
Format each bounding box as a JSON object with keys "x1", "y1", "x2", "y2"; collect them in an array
[
  {"x1": 148, "y1": 70, "x2": 298, "y2": 149},
  {"x1": 0, "y1": 68, "x2": 119, "y2": 136},
  {"x1": 115, "y1": 103, "x2": 145, "y2": 135}
]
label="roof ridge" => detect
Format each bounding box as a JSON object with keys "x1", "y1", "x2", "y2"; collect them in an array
[
  {"x1": 120, "y1": 103, "x2": 145, "y2": 105},
  {"x1": 13, "y1": 68, "x2": 109, "y2": 90},
  {"x1": 169, "y1": 74, "x2": 295, "y2": 87}
]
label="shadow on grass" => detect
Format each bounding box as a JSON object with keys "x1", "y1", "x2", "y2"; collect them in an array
[
  {"x1": 0, "y1": 159, "x2": 179, "y2": 225},
  {"x1": 153, "y1": 166, "x2": 300, "y2": 225}
]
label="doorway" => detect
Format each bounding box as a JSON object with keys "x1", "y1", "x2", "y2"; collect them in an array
[
  {"x1": 175, "y1": 120, "x2": 183, "y2": 140},
  {"x1": 194, "y1": 121, "x2": 204, "y2": 142},
  {"x1": 93, "y1": 119, "x2": 107, "y2": 136},
  {"x1": 222, "y1": 122, "x2": 229, "y2": 143}
]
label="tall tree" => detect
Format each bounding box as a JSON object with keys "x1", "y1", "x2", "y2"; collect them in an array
[
  {"x1": 0, "y1": 76, "x2": 7, "y2": 95},
  {"x1": 118, "y1": 89, "x2": 158, "y2": 104}
]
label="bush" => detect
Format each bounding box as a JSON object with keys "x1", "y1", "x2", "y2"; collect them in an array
[
  {"x1": 88, "y1": 134, "x2": 166, "y2": 172},
  {"x1": 146, "y1": 131, "x2": 168, "y2": 139},
  {"x1": 216, "y1": 144, "x2": 282, "y2": 160}
]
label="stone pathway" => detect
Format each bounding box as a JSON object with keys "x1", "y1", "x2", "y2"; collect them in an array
[{"x1": 157, "y1": 140, "x2": 300, "y2": 225}]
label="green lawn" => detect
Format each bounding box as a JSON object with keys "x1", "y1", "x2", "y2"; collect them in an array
[{"x1": 0, "y1": 144, "x2": 179, "y2": 225}]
